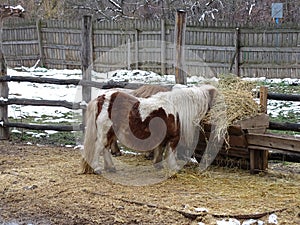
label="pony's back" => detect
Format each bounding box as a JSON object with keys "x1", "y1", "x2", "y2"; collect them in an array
[{"x1": 131, "y1": 84, "x2": 171, "y2": 98}]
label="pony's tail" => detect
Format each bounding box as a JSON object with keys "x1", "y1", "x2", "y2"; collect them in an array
[{"x1": 80, "y1": 99, "x2": 99, "y2": 174}]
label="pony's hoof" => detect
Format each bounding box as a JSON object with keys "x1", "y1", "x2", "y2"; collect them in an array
[
  {"x1": 112, "y1": 152, "x2": 122, "y2": 157},
  {"x1": 94, "y1": 169, "x2": 102, "y2": 175},
  {"x1": 153, "y1": 163, "x2": 163, "y2": 170},
  {"x1": 105, "y1": 167, "x2": 116, "y2": 173}
]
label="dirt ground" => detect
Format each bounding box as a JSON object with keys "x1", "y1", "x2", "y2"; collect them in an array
[{"x1": 0, "y1": 141, "x2": 299, "y2": 225}]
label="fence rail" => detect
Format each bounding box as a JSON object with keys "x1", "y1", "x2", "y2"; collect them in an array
[{"x1": 2, "y1": 18, "x2": 300, "y2": 78}]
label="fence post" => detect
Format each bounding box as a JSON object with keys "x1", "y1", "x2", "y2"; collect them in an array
[
  {"x1": 134, "y1": 29, "x2": 139, "y2": 69},
  {"x1": 36, "y1": 19, "x2": 45, "y2": 67},
  {"x1": 81, "y1": 15, "x2": 93, "y2": 128},
  {"x1": 161, "y1": 19, "x2": 166, "y2": 75},
  {"x1": 234, "y1": 28, "x2": 240, "y2": 77},
  {"x1": 174, "y1": 10, "x2": 187, "y2": 85},
  {"x1": 260, "y1": 86, "x2": 268, "y2": 114},
  {"x1": 0, "y1": 51, "x2": 9, "y2": 140},
  {"x1": 127, "y1": 37, "x2": 131, "y2": 70}
]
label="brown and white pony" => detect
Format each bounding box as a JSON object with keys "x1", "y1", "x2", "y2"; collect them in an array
[
  {"x1": 109, "y1": 84, "x2": 171, "y2": 157},
  {"x1": 81, "y1": 84, "x2": 217, "y2": 174}
]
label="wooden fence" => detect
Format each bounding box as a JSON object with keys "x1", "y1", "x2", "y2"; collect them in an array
[{"x1": 2, "y1": 17, "x2": 300, "y2": 78}]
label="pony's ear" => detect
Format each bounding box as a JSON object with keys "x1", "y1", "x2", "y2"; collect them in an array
[{"x1": 207, "y1": 86, "x2": 218, "y2": 109}]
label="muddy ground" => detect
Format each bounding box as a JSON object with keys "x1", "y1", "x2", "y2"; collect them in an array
[{"x1": 0, "y1": 141, "x2": 299, "y2": 225}]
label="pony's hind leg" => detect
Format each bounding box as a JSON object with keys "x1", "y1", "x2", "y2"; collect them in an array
[
  {"x1": 166, "y1": 145, "x2": 179, "y2": 171},
  {"x1": 153, "y1": 145, "x2": 164, "y2": 169},
  {"x1": 103, "y1": 148, "x2": 116, "y2": 172},
  {"x1": 110, "y1": 138, "x2": 122, "y2": 156}
]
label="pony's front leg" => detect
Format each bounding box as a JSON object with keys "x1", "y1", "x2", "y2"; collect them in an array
[
  {"x1": 91, "y1": 140, "x2": 104, "y2": 175},
  {"x1": 103, "y1": 148, "x2": 116, "y2": 172},
  {"x1": 166, "y1": 146, "x2": 179, "y2": 171}
]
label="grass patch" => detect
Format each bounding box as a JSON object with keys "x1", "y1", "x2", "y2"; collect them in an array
[{"x1": 8, "y1": 112, "x2": 82, "y2": 146}]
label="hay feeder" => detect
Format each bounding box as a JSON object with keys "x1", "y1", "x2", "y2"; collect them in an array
[{"x1": 195, "y1": 114, "x2": 270, "y2": 174}]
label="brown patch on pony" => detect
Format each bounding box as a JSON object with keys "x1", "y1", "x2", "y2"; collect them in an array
[
  {"x1": 108, "y1": 91, "x2": 139, "y2": 120},
  {"x1": 96, "y1": 95, "x2": 106, "y2": 119},
  {"x1": 105, "y1": 91, "x2": 180, "y2": 152},
  {"x1": 106, "y1": 91, "x2": 180, "y2": 151},
  {"x1": 127, "y1": 103, "x2": 180, "y2": 151},
  {"x1": 113, "y1": 94, "x2": 180, "y2": 150},
  {"x1": 109, "y1": 85, "x2": 172, "y2": 156},
  {"x1": 131, "y1": 85, "x2": 171, "y2": 98}
]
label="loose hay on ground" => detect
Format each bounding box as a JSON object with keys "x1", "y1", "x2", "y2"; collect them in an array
[{"x1": 0, "y1": 142, "x2": 299, "y2": 224}]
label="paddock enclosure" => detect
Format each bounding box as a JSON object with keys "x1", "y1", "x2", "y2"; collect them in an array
[
  {"x1": 1, "y1": 11, "x2": 300, "y2": 224},
  {"x1": 0, "y1": 141, "x2": 299, "y2": 224}
]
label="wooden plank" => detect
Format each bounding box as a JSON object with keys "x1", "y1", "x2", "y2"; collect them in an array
[
  {"x1": 41, "y1": 28, "x2": 81, "y2": 34},
  {"x1": 0, "y1": 98, "x2": 81, "y2": 110},
  {"x1": 3, "y1": 121, "x2": 83, "y2": 131},
  {"x1": 199, "y1": 132, "x2": 247, "y2": 148},
  {"x1": 196, "y1": 143, "x2": 249, "y2": 159},
  {"x1": 234, "y1": 114, "x2": 269, "y2": 130},
  {"x1": 240, "y1": 63, "x2": 300, "y2": 69},
  {"x1": 241, "y1": 46, "x2": 300, "y2": 53},
  {"x1": 185, "y1": 45, "x2": 235, "y2": 51},
  {"x1": 2, "y1": 40, "x2": 39, "y2": 45},
  {"x1": 246, "y1": 133, "x2": 300, "y2": 153}
]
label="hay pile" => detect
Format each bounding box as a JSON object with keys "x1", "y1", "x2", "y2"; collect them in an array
[
  {"x1": 200, "y1": 74, "x2": 262, "y2": 146},
  {"x1": 203, "y1": 74, "x2": 261, "y2": 126}
]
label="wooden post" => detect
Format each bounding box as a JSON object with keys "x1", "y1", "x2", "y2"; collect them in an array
[
  {"x1": 260, "y1": 86, "x2": 268, "y2": 114},
  {"x1": 0, "y1": 51, "x2": 9, "y2": 139},
  {"x1": 234, "y1": 28, "x2": 240, "y2": 77},
  {"x1": 81, "y1": 15, "x2": 93, "y2": 127},
  {"x1": 36, "y1": 19, "x2": 45, "y2": 67},
  {"x1": 249, "y1": 87, "x2": 268, "y2": 174},
  {"x1": 249, "y1": 147, "x2": 269, "y2": 174},
  {"x1": 134, "y1": 29, "x2": 139, "y2": 69},
  {"x1": 174, "y1": 10, "x2": 187, "y2": 85},
  {"x1": 0, "y1": 5, "x2": 24, "y2": 139},
  {"x1": 161, "y1": 19, "x2": 166, "y2": 75},
  {"x1": 127, "y1": 37, "x2": 131, "y2": 70}
]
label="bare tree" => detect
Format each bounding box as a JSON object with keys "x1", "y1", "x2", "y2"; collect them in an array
[{"x1": 2, "y1": 0, "x2": 299, "y2": 24}]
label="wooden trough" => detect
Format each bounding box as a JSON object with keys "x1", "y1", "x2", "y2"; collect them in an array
[{"x1": 195, "y1": 114, "x2": 291, "y2": 174}]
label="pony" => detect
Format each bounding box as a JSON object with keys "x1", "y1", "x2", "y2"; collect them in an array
[
  {"x1": 109, "y1": 84, "x2": 171, "y2": 157},
  {"x1": 81, "y1": 84, "x2": 217, "y2": 174}
]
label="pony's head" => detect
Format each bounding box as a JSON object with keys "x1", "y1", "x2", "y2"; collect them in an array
[{"x1": 205, "y1": 85, "x2": 218, "y2": 110}]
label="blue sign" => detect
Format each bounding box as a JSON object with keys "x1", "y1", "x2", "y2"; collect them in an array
[{"x1": 272, "y1": 3, "x2": 283, "y2": 18}]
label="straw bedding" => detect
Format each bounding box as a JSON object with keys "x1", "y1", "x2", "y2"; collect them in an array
[{"x1": 0, "y1": 142, "x2": 299, "y2": 224}]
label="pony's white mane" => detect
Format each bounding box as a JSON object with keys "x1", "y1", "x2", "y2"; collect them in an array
[{"x1": 138, "y1": 85, "x2": 215, "y2": 147}]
